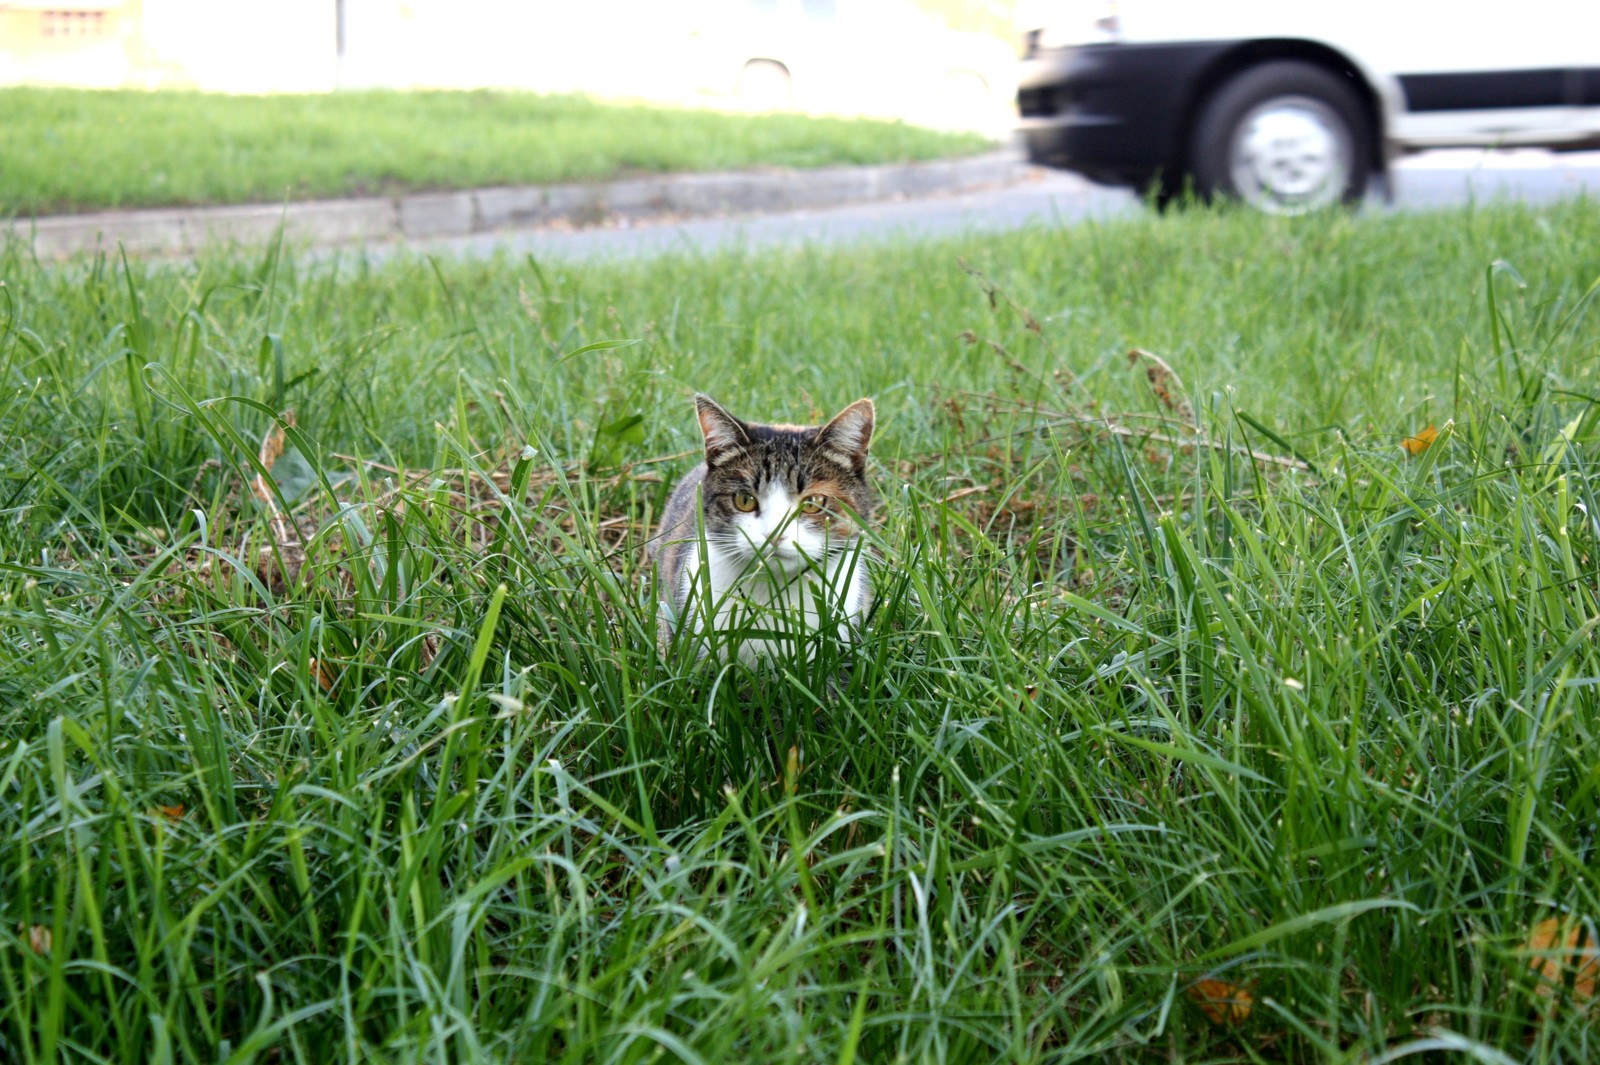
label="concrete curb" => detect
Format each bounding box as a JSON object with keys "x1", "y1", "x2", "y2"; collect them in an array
[{"x1": 8, "y1": 150, "x2": 1029, "y2": 260}]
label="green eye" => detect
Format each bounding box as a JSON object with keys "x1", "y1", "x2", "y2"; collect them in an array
[
  {"x1": 732, "y1": 492, "x2": 757, "y2": 513},
  {"x1": 799, "y1": 495, "x2": 826, "y2": 514}
]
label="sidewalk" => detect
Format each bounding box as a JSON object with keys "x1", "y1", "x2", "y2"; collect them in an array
[{"x1": 6, "y1": 150, "x2": 1030, "y2": 260}]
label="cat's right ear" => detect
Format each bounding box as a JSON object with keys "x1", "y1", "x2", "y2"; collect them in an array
[
  {"x1": 694, "y1": 394, "x2": 750, "y2": 467},
  {"x1": 816, "y1": 398, "x2": 874, "y2": 473}
]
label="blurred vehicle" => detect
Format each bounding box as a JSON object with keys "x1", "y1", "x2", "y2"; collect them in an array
[
  {"x1": 1015, "y1": 1, "x2": 1600, "y2": 212},
  {"x1": 683, "y1": 0, "x2": 1018, "y2": 134}
]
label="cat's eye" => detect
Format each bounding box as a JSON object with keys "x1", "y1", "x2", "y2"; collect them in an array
[
  {"x1": 732, "y1": 492, "x2": 758, "y2": 513},
  {"x1": 800, "y1": 495, "x2": 827, "y2": 514}
]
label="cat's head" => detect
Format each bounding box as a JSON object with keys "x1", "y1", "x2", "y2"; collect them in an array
[{"x1": 692, "y1": 394, "x2": 876, "y2": 576}]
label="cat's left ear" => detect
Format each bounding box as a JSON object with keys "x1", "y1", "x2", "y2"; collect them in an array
[{"x1": 816, "y1": 398, "x2": 874, "y2": 473}]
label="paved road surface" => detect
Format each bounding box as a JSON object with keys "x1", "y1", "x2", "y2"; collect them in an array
[{"x1": 419, "y1": 149, "x2": 1600, "y2": 263}]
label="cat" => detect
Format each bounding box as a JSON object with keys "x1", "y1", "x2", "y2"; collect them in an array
[{"x1": 651, "y1": 394, "x2": 877, "y2": 665}]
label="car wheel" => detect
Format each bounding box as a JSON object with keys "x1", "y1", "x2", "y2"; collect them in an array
[{"x1": 1189, "y1": 61, "x2": 1372, "y2": 214}]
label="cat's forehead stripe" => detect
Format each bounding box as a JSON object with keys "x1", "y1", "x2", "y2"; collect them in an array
[{"x1": 746, "y1": 423, "x2": 817, "y2": 443}]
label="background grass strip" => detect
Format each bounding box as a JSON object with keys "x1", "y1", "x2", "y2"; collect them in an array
[{"x1": 0, "y1": 88, "x2": 992, "y2": 217}]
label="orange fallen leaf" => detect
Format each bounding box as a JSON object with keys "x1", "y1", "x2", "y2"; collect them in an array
[
  {"x1": 1401, "y1": 424, "x2": 1439, "y2": 457},
  {"x1": 309, "y1": 657, "x2": 336, "y2": 693},
  {"x1": 1525, "y1": 916, "x2": 1598, "y2": 1008},
  {"x1": 1187, "y1": 977, "x2": 1252, "y2": 1025}
]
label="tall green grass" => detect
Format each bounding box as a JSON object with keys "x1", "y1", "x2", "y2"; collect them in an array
[
  {"x1": 2, "y1": 199, "x2": 1599, "y2": 1062},
  {"x1": 0, "y1": 88, "x2": 991, "y2": 217}
]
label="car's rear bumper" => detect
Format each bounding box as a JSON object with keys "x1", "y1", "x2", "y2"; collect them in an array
[{"x1": 1017, "y1": 41, "x2": 1237, "y2": 187}]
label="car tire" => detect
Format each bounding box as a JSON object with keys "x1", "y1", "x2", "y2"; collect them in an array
[
  {"x1": 1188, "y1": 61, "x2": 1372, "y2": 213},
  {"x1": 1151, "y1": 170, "x2": 1194, "y2": 212}
]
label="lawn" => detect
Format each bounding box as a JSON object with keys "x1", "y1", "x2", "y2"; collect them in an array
[
  {"x1": 0, "y1": 88, "x2": 993, "y2": 217},
  {"x1": 2, "y1": 199, "x2": 1599, "y2": 1062}
]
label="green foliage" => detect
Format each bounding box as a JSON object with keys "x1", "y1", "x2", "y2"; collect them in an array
[
  {"x1": 2, "y1": 199, "x2": 1599, "y2": 1061},
  {"x1": 0, "y1": 87, "x2": 991, "y2": 217}
]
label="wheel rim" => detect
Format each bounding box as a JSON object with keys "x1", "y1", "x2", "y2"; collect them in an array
[{"x1": 1228, "y1": 95, "x2": 1353, "y2": 213}]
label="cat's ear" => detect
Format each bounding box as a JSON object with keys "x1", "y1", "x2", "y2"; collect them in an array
[
  {"x1": 695, "y1": 394, "x2": 751, "y2": 466},
  {"x1": 816, "y1": 398, "x2": 874, "y2": 472}
]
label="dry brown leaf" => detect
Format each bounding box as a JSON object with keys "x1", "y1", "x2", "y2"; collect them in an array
[
  {"x1": 1128, "y1": 348, "x2": 1197, "y2": 428},
  {"x1": 1187, "y1": 977, "x2": 1253, "y2": 1026},
  {"x1": 1401, "y1": 424, "x2": 1439, "y2": 457},
  {"x1": 418, "y1": 632, "x2": 441, "y2": 672},
  {"x1": 1526, "y1": 916, "x2": 1598, "y2": 1008},
  {"x1": 257, "y1": 417, "x2": 286, "y2": 473},
  {"x1": 251, "y1": 410, "x2": 306, "y2": 587},
  {"x1": 22, "y1": 924, "x2": 51, "y2": 955}
]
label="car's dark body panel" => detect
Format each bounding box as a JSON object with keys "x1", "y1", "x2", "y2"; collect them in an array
[
  {"x1": 1399, "y1": 67, "x2": 1600, "y2": 111},
  {"x1": 1017, "y1": 41, "x2": 1236, "y2": 186}
]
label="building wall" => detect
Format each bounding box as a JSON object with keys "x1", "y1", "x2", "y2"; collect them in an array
[
  {"x1": 0, "y1": 0, "x2": 641, "y2": 95},
  {"x1": 0, "y1": 1, "x2": 139, "y2": 88},
  {"x1": 0, "y1": 0, "x2": 337, "y2": 92}
]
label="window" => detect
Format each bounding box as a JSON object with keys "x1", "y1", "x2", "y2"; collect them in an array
[{"x1": 41, "y1": 10, "x2": 107, "y2": 38}]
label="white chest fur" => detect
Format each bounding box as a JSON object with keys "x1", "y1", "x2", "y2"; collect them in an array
[{"x1": 673, "y1": 536, "x2": 870, "y2": 665}]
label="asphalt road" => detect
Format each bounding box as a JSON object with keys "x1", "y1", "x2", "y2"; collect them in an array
[{"x1": 422, "y1": 148, "x2": 1600, "y2": 263}]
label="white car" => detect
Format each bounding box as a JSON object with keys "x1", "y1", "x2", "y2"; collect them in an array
[{"x1": 1015, "y1": 1, "x2": 1600, "y2": 211}]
